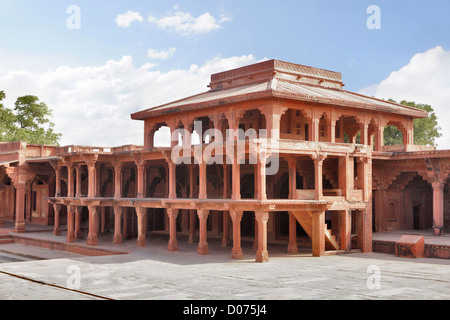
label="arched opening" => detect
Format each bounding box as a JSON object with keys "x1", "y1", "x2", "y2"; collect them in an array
[
  {"x1": 336, "y1": 115, "x2": 362, "y2": 144},
  {"x1": 280, "y1": 109, "x2": 311, "y2": 141},
  {"x1": 153, "y1": 123, "x2": 171, "y2": 148},
  {"x1": 319, "y1": 114, "x2": 329, "y2": 142},
  {"x1": 238, "y1": 109, "x2": 266, "y2": 140},
  {"x1": 189, "y1": 116, "x2": 214, "y2": 145},
  {"x1": 384, "y1": 121, "x2": 406, "y2": 146}
]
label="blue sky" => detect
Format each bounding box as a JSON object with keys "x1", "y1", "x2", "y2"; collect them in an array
[{"x1": 1, "y1": 0, "x2": 450, "y2": 147}]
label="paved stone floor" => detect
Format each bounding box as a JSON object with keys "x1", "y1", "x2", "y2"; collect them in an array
[{"x1": 0, "y1": 233, "x2": 449, "y2": 301}]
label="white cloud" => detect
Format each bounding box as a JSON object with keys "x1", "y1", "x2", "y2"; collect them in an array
[
  {"x1": 116, "y1": 10, "x2": 144, "y2": 27},
  {"x1": 0, "y1": 55, "x2": 259, "y2": 147},
  {"x1": 147, "y1": 47, "x2": 176, "y2": 60},
  {"x1": 359, "y1": 46, "x2": 450, "y2": 150},
  {"x1": 148, "y1": 10, "x2": 228, "y2": 36}
]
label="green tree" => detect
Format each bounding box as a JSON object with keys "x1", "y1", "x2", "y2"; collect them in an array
[
  {"x1": 0, "y1": 92, "x2": 61, "y2": 145},
  {"x1": 0, "y1": 91, "x2": 16, "y2": 142},
  {"x1": 384, "y1": 100, "x2": 442, "y2": 146}
]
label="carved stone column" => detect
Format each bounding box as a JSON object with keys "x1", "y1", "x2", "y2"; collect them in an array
[
  {"x1": 53, "y1": 203, "x2": 62, "y2": 236},
  {"x1": 167, "y1": 208, "x2": 178, "y2": 251},
  {"x1": 87, "y1": 205, "x2": 98, "y2": 246},
  {"x1": 113, "y1": 206, "x2": 123, "y2": 244},
  {"x1": 432, "y1": 182, "x2": 445, "y2": 236},
  {"x1": 255, "y1": 210, "x2": 269, "y2": 263},
  {"x1": 287, "y1": 213, "x2": 298, "y2": 253},
  {"x1": 229, "y1": 210, "x2": 243, "y2": 259},
  {"x1": 311, "y1": 153, "x2": 327, "y2": 200},
  {"x1": 311, "y1": 210, "x2": 325, "y2": 257},
  {"x1": 197, "y1": 209, "x2": 209, "y2": 255},
  {"x1": 136, "y1": 207, "x2": 146, "y2": 247},
  {"x1": 75, "y1": 207, "x2": 83, "y2": 239},
  {"x1": 113, "y1": 162, "x2": 123, "y2": 199},
  {"x1": 66, "y1": 205, "x2": 75, "y2": 243}
]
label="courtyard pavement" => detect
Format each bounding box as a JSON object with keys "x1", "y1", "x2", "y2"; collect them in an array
[{"x1": 0, "y1": 230, "x2": 449, "y2": 302}]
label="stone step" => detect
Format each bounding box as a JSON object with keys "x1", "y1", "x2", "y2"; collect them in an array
[{"x1": 0, "y1": 238, "x2": 14, "y2": 244}]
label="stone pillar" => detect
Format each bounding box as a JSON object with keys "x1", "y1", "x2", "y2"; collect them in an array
[
  {"x1": 75, "y1": 165, "x2": 82, "y2": 198},
  {"x1": 328, "y1": 121, "x2": 336, "y2": 143},
  {"x1": 312, "y1": 154, "x2": 326, "y2": 200},
  {"x1": 87, "y1": 206, "x2": 98, "y2": 246},
  {"x1": 54, "y1": 167, "x2": 61, "y2": 197},
  {"x1": 355, "y1": 208, "x2": 371, "y2": 252},
  {"x1": 86, "y1": 161, "x2": 97, "y2": 198},
  {"x1": 312, "y1": 211, "x2": 325, "y2": 257},
  {"x1": 340, "y1": 210, "x2": 351, "y2": 251},
  {"x1": 122, "y1": 208, "x2": 128, "y2": 240},
  {"x1": 288, "y1": 213, "x2": 298, "y2": 253},
  {"x1": 311, "y1": 117, "x2": 320, "y2": 142},
  {"x1": 168, "y1": 160, "x2": 177, "y2": 199},
  {"x1": 288, "y1": 158, "x2": 296, "y2": 200},
  {"x1": 100, "y1": 207, "x2": 106, "y2": 233},
  {"x1": 256, "y1": 157, "x2": 267, "y2": 201},
  {"x1": 360, "y1": 124, "x2": 369, "y2": 146},
  {"x1": 188, "y1": 165, "x2": 196, "y2": 244},
  {"x1": 136, "y1": 160, "x2": 145, "y2": 199},
  {"x1": 114, "y1": 162, "x2": 123, "y2": 198},
  {"x1": 15, "y1": 184, "x2": 26, "y2": 233},
  {"x1": 197, "y1": 209, "x2": 209, "y2": 255},
  {"x1": 375, "y1": 126, "x2": 384, "y2": 152},
  {"x1": 221, "y1": 211, "x2": 230, "y2": 247},
  {"x1": 53, "y1": 203, "x2": 62, "y2": 236},
  {"x1": 339, "y1": 155, "x2": 351, "y2": 200},
  {"x1": 167, "y1": 208, "x2": 178, "y2": 251},
  {"x1": 223, "y1": 164, "x2": 229, "y2": 199},
  {"x1": 66, "y1": 205, "x2": 75, "y2": 243},
  {"x1": 255, "y1": 210, "x2": 269, "y2": 263},
  {"x1": 189, "y1": 211, "x2": 196, "y2": 244},
  {"x1": 229, "y1": 210, "x2": 243, "y2": 259},
  {"x1": 67, "y1": 166, "x2": 74, "y2": 198},
  {"x1": 232, "y1": 160, "x2": 241, "y2": 200},
  {"x1": 432, "y1": 182, "x2": 445, "y2": 236},
  {"x1": 75, "y1": 207, "x2": 83, "y2": 239},
  {"x1": 136, "y1": 207, "x2": 146, "y2": 247},
  {"x1": 198, "y1": 162, "x2": 207, "y2": 200},
  {"x1": 113, "y1": 206, "x2": 123, "y2": 244}
]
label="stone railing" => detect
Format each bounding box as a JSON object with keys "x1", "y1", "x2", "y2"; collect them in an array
[
  {"x1": 0, "y1": 141, "x2": 26, "y2": 153},
  {"x1": 382, "y1": 144, "x2": 436, "y2": 152}
]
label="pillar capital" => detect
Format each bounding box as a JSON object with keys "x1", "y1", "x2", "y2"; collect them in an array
[
  {"x1": 229, "y1": 209, "x2": 243, "y2": 222},
  {"x1": 310, "y1": 152, "x2": 327, "y2": 164},
  {"x1": 432, "y1": 181, "x2": 445, "y2": 190}
]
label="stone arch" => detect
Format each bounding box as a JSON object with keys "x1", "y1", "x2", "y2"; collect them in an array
[
  {"x1": 188, "y1": 116, "x2": 214, "y2": 145},
  {"x1": 151, "y1": 122, "x2": 170, "y2": 148},
  {"x1": 238, "y1": 109, "x2": 266, "y2": 140},
  {"x1": 335, "y1": 114, "x2": 363, "y2": 144},
  {"x1": 384, "y1": 120, "x2": 407, "y2": 146},
  {"x1": 280, "y1": 108, "x2": 311, "y2": 141}
]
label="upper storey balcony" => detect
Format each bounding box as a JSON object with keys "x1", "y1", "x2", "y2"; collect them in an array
[{"x1": 131, "y1": 59, "x2": 428, "y2": 156}]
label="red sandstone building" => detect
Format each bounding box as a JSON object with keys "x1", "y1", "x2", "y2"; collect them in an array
[{"x1": 0, "y1": 60, "x2": 447, "y2": 262}]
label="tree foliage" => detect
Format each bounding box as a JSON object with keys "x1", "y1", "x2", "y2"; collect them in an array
[
  {"x1": 383, "y1": 100, "x2": 442, "y2": 146},
  {"x1": 0, "y1": 91, "x2": 61, "y2": 145}
]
